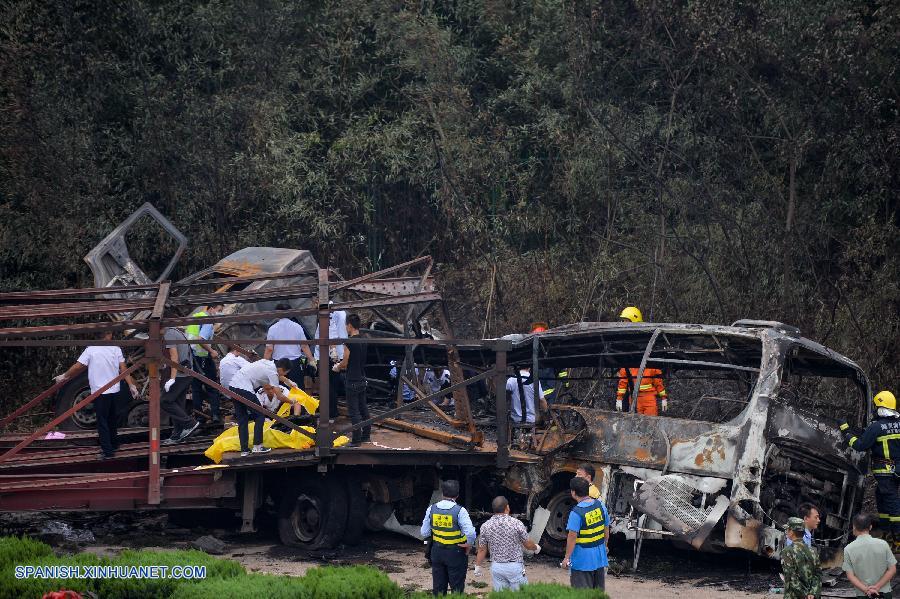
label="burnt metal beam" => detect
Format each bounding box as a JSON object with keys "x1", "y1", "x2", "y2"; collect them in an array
[
  {"x1": 315, "y1": 269, "x2": 331, "y2": 456},
  {"x1": 629, "y1": 328, "x2": 661, "y2": 414},
  {"x1": 339, "y1": 368, "x2": 493, "y2": 443},
  {"x1": 494, "y1": 344, "x2": 510, "y2": 468}
]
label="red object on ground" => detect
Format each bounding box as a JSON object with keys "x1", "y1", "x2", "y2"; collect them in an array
[{"x1": 42, "y1": 591, "x2": 83, "y2": 599}]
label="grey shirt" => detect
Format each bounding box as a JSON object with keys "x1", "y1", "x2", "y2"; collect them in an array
[
  {"x1": 842, "y1": 534, "x2": 896, "y2": 595},
  {"x1": 164, "y1": 328, "x2": 192, "y2": 377}
]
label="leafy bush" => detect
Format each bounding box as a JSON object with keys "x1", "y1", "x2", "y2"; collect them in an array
[
  {"x1": 0, "y1": 536, "x2": 53, "y2": 570},
  {"x1": 302, "y1": 565, "x2": 401, "y2": 599},
  {"x1": 488, "y1": 583, "x2": 609, "y2": 599},
  {"x1": 0, "y1": 551, "x2": 102, "y2": 599},
  {"x1": 169, "y1": 573, "x2": 311, "y2": 599},
  {"x1": 93, "y1": 548, "x2": 244, "y2": 599}
]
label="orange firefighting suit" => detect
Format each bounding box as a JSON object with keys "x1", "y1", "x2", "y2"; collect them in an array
[{"x1": 616, "y1": 368, "x2": 668, "y2": 416}]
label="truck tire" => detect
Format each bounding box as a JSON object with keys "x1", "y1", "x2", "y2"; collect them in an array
[
  {"x1": 343, "y1": 476, "x2": 367, "y2": 546},
  {"x1": 54, "y1": 373, "x2": 98, "y2": 431},
  {"x1": 539, "y1": 488, "x2": 577, "y2": 557},
  {"x1": 278, "y1": 474, "x2": 348, "y2": 550}
]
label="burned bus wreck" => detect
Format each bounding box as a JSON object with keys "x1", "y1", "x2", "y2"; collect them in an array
[{"x1": 492, "y1": 321, "x2": 870, "y2": 563}]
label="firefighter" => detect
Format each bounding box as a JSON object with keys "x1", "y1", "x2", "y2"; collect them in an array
[
  {"x1": 615, "y1": 306, "x2": 668, "y2": 415},
  {"x1": 842, "y1": 390, "x2": 900, "y2": 547}
]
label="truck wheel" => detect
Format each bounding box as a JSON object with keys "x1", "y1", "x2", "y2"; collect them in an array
[
  {"x1": 343, "y1": 477, "x2": 367, "y2": 546},
  {"x1": 278, "y1": 474, "x2": 348, "y2": 550},
  {"x1": 539, "y1": 489, "x2": 576, "y2": 557},
  {"x1": 54, "y1": 374, "x2": 97, "y2": 431}
]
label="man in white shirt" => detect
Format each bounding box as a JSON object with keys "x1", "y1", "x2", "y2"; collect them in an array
[
  {"x1": 218, "y1": 346, "x2": 250, "y2": 392},
  {"x1": 264, "y1": 304, "x2": 316, "y2": 391},
  {"x1": 507, "y1": 368, "x2": 542, "y2": 424},
  {"x1": 315, "y1": 307, "x2": 347, "y2": 417},
  {"x1": 54, "y1": 331, "x2": 139, "y2": 459},
  {"x1": 229, "y1": 359, "x2": 290, "y2": 456}
]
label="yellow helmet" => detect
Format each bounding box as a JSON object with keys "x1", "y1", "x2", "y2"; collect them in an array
[
  {"x1": 620, "y1": 306, "x2": 643, "y2": 323},
  {"x1": 874, "y1": 390, "x2": 897, "y2": 411}
]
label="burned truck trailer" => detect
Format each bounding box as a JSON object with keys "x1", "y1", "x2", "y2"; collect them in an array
[
  {"x1": 494, "y1": 321, "x2": 870, "y2": 561},
  {"x1": 0, "y1": 203, "x2": 871, "y2": 562}
]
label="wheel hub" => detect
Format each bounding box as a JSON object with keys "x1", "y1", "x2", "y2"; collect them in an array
[
  {"x1": 71, "y1": 388, "x2": 98, "y2": 428},
  {"x1": 292, "y1": 495, "x2": 324, "y2": 542}
]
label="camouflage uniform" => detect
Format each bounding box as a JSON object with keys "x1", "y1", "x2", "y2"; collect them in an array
[{"x1": 782, "y1": 541, "x2": 822, "y2": 599}]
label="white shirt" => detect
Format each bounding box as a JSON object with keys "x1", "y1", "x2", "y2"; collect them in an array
[
  {"x1": 266, "y1": 318, "x2": 308, "y2": 360},
  {"x1": 257, "y1": 385, "x2": 288, "y2": 412},
  {"x1": 219, "y1": 353, "x2": 250, "y2": 390},
  {"x1": 77, "y1": 346, "x2": 125, "y2": 395},
  {"x1": 230, "y1": 360, "x2": 279, "y2": 393},
  {"x1": 314, "y1": 310, "x2": 347, "y2": 362},
  {"x1": 507, "y1": 371, "x2": 542, "y2": 424}
]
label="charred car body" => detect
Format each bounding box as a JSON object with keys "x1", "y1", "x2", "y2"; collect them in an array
[
  {"x1": 491, "y1": 321, "x2": 869, "y2": 562},
  {"x1": 55, "y1": 203, "x2": 422, "y2": 429}
]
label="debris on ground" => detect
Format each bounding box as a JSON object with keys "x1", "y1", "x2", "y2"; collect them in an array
[
  {"x1": 38, "y1": 520, "x2": 94, "y2": 545},
  {"x1": 191, "y1": 534, "x2": 227, "y2": 555}
]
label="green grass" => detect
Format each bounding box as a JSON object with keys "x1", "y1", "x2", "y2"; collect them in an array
[{"x1": 0, "y1": 536, "x2": 608, "y2": 598}]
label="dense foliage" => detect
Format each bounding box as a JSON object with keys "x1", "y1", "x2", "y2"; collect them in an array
[
  {"x1": 1, "y1": 1, "x2": 897, "y2": 390},
  {"x1": 0, "y1": 536, "x2": 607, "y2": 599}
]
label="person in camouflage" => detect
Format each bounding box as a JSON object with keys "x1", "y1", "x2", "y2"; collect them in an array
[{"x1": 782, "y1": 517, "x2": 822, "y2": 599}]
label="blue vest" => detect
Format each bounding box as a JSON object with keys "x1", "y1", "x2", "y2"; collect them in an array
[
  {"x1": 430, "y1": 503, "x2": 466, "y2": 545},
  {"x1": 571, "y1": 500, "x2": 606, "y2": 548}
]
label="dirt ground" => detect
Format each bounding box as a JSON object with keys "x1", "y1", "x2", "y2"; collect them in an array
[{"x1": 82, "y1": 537, "x2": 769, "y2": 598}]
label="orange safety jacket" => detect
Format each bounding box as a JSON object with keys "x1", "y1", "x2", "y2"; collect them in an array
[{"x1": 616, "y1": 367, "x2": 667, "y2": 416}]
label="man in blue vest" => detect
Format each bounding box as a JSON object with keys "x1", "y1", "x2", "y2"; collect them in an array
[
  {"x1": 562, "y1": 476, "x2": 609, "y2": 590},
  {"x1": 420, "y1": 479, "x2": 476, "y2": 595}
]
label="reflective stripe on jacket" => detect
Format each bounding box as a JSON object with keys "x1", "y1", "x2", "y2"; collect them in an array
[
  {"x1": 616, "y1": 368, "x2": 667, "y2": 399},
  {"x1": 185, "y1": 310, "x2": 208, "y2": 357},
  {"x1": 845, "y1": 416, "x2": 900, "y2": 474},
  {"x1": 430, "y1": 503, "x2": 466, "y2": 545},
  {"x1": 571, "y1": 500, "x2": 606, "y2": 547}
]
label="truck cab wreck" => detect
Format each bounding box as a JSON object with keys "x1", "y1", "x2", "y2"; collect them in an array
[{"x1": 496, "y1": 320, "x2": 869, "y2": 564}]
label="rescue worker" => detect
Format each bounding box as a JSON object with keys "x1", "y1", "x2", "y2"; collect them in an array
[
  {"x1": 781, "y1": 517, "x2": 822, "y2": 599},
  {"x1": 332, "y1": 314, "x2": 370, "y2": 446},
  {"x1": 506, "y1": 367, "x2": 543, "y2": 424},
  {"x1": 420, "y1": 479, "x2": 476, "y2": 595},
  {"x1": 264, "y1": 304, "x2": 316, "y2": 390},
  {"x1": 229, "y1": 358, "x2": 290, "y2": 456},
  {"x1": 161, "y1": 326, "x2": 201, "y2": 445},
  {"x1": 186, "y1": 303, "x2": 222, "y2": 423},
  {"x1": 842, "y1": 390, "x2": 900, "y2": 546},
  {"x1": 562, "y1": 476, "x2": 609, "y2": 590},
  {"x1": 315, "y1": 306, "x2": 347, "y2": 417},
  {"x1": 54, "y1": 331, "x2": 139, "y2": 459},
  {"x1": 615, "y1": 306, "x2": 669, "y2": 415},
  {"x1": 576, "y1": 463, "x2": 601, "y2": 499}
]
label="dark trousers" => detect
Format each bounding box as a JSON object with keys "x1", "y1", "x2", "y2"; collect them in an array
[
  {"x1": 95, "y1": 388, "x2": 124, "y2": 455},
  {"x1": 284, "y1": 357, "x2": 306, "y2": 391},
  {"x1": 161, "y1": 377, "x2": 193, "y2": 433},
  {"x1": 231, "y1": 387, "x2": 264, "y2": 452},
  {"x1": 570, "y1": 567, "x2": 605, "y2": 590},
  {"x1": 327, "y1": 366, "x2": 344, "y2": 417},
  {"x1": 875, "y1": 475, "x2": 900, "y2": 533},
  {"x1": 346, "y1": 380, "x2": 370, "y2": 442},
  {"x1": 430, "y1": 544, "x2": 467, "y2": 595},
  {"x1": 191, "y1": 355, "x2": 220, "y2": 418}
]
